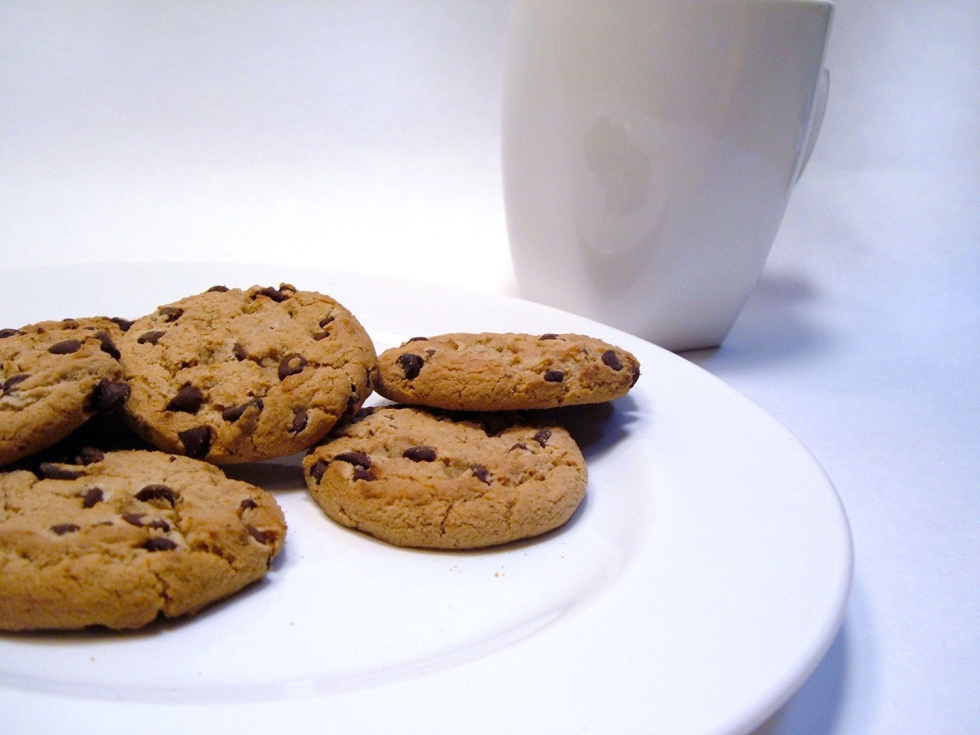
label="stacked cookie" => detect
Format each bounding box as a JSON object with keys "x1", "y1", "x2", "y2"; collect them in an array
[
  {"x1": 1, "y1": 284, "x2": 639, "y2": 631},
  {"x1": 304, "y1": 332, "x2": 641, "y2": 549}
]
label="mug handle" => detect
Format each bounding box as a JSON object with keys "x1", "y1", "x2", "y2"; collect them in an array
[{"x1": 795, "y1": 66, "x2": 830, "y2": 182}]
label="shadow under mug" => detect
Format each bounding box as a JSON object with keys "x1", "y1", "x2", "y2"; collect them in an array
[{"x1": 502, "y1": 0, "x2": 834, "y2": 352}]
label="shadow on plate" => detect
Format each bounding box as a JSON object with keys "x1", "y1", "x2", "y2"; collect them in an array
[
  {"x1": 528, "y1": 394, "x2": 642, "y2": 463},
  {"x1": 222, "y1": 453, "x2": 307, "y2": 492}
]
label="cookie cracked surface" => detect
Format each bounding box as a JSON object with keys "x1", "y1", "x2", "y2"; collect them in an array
[
  {"x1": 1, "y1": 318, "x2": 131, "y2": 467},
  {"x1": 303, "y1": 406, "x2": 587, "y2": 549},
  {"x1": 118, "y1": 284, "x2": 378, "y2": 463},
  {"x1": 0, "y1": 449, "x2": 286, "y2": 631},
  {"x1": 374, "y1": 332, "x2": 640, "y2": 411}
]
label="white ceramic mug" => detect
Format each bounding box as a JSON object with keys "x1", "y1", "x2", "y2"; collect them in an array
[{"x1": 502, "y1": 0, "x2": 833, "y2": 351}]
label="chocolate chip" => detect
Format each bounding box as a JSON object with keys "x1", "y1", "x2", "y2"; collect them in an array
[
  {"x1": 539, "y1": 333, "x2": 559, "y2": 340},
  {"x1": 247, "y1": 525, "x2": 270, "y2": 544},
  {"x1": 157, "y1": 306, "x2": 183, "y2": 323},
  {"x1": 178, "y1": 426, "x2": 211, "y2": 458},
  {"x1": 471, "y1": 465, "x2": 492, "y2": 484},
  {"x1": 1, "y1": 374, "x2": 29, "y2": 393},
  {"x1": 601, "y1": 350, "x2": 624, "y2": 371},
  {"x1": 253, "y1": 286, "x2": 289, "y2": 302},
  {"x1": 207, "y1": 285, "x2": 229, "y2": 292},
  {"x1": 166, "y1": 385, "x2": 204, "y2": 414},
  {"x1": 222, "y1": 398, "x2": 262, "y2": 422},
  {"x1": 81, "y1": 487, "x2": 104, "y2": 507},
  {"x1": 143, "y1": 537, "x2": 177, "y2": 552},
  {"x1": 278, "y1": 353, "x2": 308, "y2": 380},
  {"x1": 335, "y1": 451, "x2": 371, "y2": 468},
  {"x1": 51, "y1": 523, "x2": 80, "y2": 535},
  {"x1": 146, "y1": 519, "x2": 170, "y2": 532},
  {"x1": 397, "y1": 353, "x2": 425, "y2": 379},
  {"x1": 232, "y1": 342, "x2": 248, "y2": 361},
  {"x1": 510, "y1": 442, "x2": 528, "y2": 451},
  {"x1": 353, "y1": 466, "x2": 374, "y2": 481},
  {"x1": 39, "y1": 463, "x2": 84, "y2": 480},
  {"x1": 94, "y1": 331, "x2": 121, "y2": 359},
  {"x1": 314, "y1": 316, "x2": 334, "y2": 338},
  {"x1": 91, "y1": 379, "x2": 131, "y2": 414},
  {"x1": 533, "y1": 428, "x2": 552, "y2": 447},
  {"x1": 290, "y1": 407, "x2": 309, "y2": 434},
  {"x1": 407, "y1": 336, "x2": 428, "y2": 343},
  {"x1": 240, "y1": 498, "x2": 258, "y2": 510},
  {"x1": 403, "y1": 445, "x2": 437, "y2": 462},
  {"x1": 136, "y1": 484, "x2": 176, "y2": 506},
  {"x1": 137, "y1": 330, "x2": 166, "y2": 345},
  {"x1": 544, "y1": 369, "x2": 564, "y2": 383},
  {"x1": 48, "y1": 339, "x2": 82, "y2": 355},
  {"x1": 76, "y1": 447, "x2": 106, "y2": 466},
  {"x1": 221, "y1": 403, "x2": 247, "y2": 422},
  {"x1": 0, "y1": 328, "x2": 20, "y2": 339},
  {"x1": 109, "y1": 317, "x2": 134, "y2": 332},
  {"x1": 123, "y1": 513, "x2": 144, "y2": 527},
  {"x1": 310, "y1": 458, "x2": 329, "y2": 482}
]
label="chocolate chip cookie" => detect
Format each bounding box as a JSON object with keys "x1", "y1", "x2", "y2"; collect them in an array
[
  {"x1": 374, "y1": 332, "x2": 640, "y2": 411},
  {"x1": 0, "y1": 449, "x2": 286, "y2": 631},
  {"x1": 303, "y1": 406, "x2": 588, "y2": 549},
  {"x1": 118, "y1": 284, "x2": 378, "y2": 463},
  {"x1": 1, "y1": 318, "x2": 131, "y2": 467}
]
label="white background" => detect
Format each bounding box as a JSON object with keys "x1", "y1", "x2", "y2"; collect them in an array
[{"x1": 2, "y1": 1, "x2": 978, "y2": 732}]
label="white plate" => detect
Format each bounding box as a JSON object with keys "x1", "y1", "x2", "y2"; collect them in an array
[{"x1": 0, "y1": 263, "x2": 852, "y2": 735}]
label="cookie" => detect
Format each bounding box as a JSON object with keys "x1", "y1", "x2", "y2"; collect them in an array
[
  {"x1": 374, "y1": 332, "x2": 640, "y2": 411},
  {"x1": 303, "y1": 406, "x2": 588, "y2": 549},
  {"x1": 0, "y1": 449, "x2": 286, "y2": 631},
  {"x1": 118, "y1": 284, "x2": 379, "y2": 464},
  {"x1": 1, "y1": 318, "x2": 132, "y2": 467}
]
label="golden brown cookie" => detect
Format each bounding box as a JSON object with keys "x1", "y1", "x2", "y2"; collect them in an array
[
  {"x1": 0, "y1": 449, "x2": 286, "y2": 631},
  {"x1": 118, "y1": 284, "x2": 378, "y2": 464},
  {"x1": 374, "y1": 332, "x2": 640, "y2": 411},
  {"x1": 0, "y1": 318, "x2": 131, "y2": 467},
  {"x1": 303, "y1": 406, "x2": 587, "y2": 549}
]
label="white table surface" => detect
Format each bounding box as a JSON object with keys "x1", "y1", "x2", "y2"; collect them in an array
[{"x1": 2, "y1": 2, "x2": 978, "y2": 733}]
